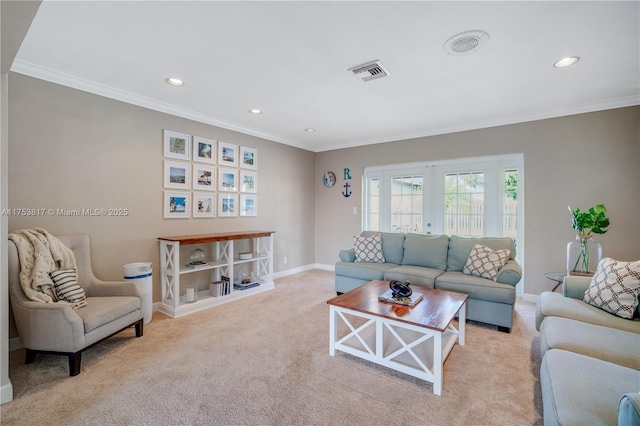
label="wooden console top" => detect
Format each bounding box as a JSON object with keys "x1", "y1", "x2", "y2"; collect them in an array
[{"x1": 158, "y1": 230, "x2": 274, "y2": 245}]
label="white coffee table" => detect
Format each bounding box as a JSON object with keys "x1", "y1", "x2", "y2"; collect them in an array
[{"x1": 327, "y1": 280, "x2": 467, "y2": 395}]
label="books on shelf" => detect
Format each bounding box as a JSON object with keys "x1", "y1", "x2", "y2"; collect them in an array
[
  {"x1": 209, "y1": 277, "x2": 231, "y2": 297},
  {"x1": 185, "y1": 261, "x2": 211, "y2": 269},
  {"x1": 378, "y1": 289, "x2": 423, "y2": 307},
  {"x1": 234, "y1": 281, "x2": 260, "y2": 291}
]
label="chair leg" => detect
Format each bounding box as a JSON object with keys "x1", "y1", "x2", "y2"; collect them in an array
[
  {"x1": 68, "y1": 352, "x2": 82, "y2": 376},
  {"x1": 135, "y1": 319, "x2": 143, "y2": 337},
  {"x1": 25, "y1": 349, "x2": 37, "y2": 364}
]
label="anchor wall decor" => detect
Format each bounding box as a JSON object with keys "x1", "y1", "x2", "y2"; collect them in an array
[{"x1": 342, "y1": 168, "x2": 352, "y2": 198}]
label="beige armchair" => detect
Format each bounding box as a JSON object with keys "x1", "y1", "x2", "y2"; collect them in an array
[{"x1": 8, "y1": 234, "x2": 143, "y2": 376}]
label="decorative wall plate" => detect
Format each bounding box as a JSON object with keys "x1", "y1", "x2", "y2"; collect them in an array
[{"x1": 323, "y1": 171, "x2": 336, "y2": 188}]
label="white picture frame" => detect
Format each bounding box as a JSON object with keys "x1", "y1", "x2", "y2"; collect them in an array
[
  {"x1": 218, "y1": 194, "x2": 238, "y2": 217},
  {"x1": 193, "y1": 192, "x2": 216, "y2": 218},
  {"x1": 219, "y1": 167, "x2": 238, "y2": 192},
  {"x1": 218, "y1": 141, "x2": 238, "y2": 167},
  {"x1": 240, "y1": 194, "x2": 257, "y2": 217},
  {"x1": 240, "y1": 170, "x2": 257, "y2": 193},
  {"x1": 164, "y1": 191, "x2": 190, "y2": 219},
  {"x1": 240, "y1": 146, "x2": 257, "y2": 169},
  {"x1": 193, "y1": 165, "x2": 216, "y2": 191},
  {"x1": 164, "y1": 160, "x2": 191, "y2": 189},
  {"x1": 163, "y1": 130, "x2": 191, "y2": 160},
  {"x1": 193, "y1": 136, "x2": 216, "y2": 164}
]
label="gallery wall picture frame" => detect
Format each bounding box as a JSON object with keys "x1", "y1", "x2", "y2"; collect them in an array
[
  {"x1": 240, "y1": 146, "x2": 257, "y2": 170},
  {"x1": 218, "y1": 141, "x2": 238, "y2": 167},
  {"x1": 193, "y1": 136, "x2": 216, "y2": 164},
  {"x1": 218, "y1": 167, "x2": 238, "y2": 192},
  {"x1": 163, "y1": 130, "x2": 191, "y2": 160},
  {"x1": 218, "y1": 194, "x2": 238, "y2": 217},
  {"x1": 164, "y1": 160, "x2": 191, "y2": 189},
  {"x1": 164, "y1": 191, "x2": 191, "y2": 219},
  {"x1": 193, "y1": 192, "x2": 216, "y2": 218},
  {"x1": 240, "y1": 170, "x2": 257, "y2": 193},
  {"x1": 193, "y1": 165, "x2": 216, "y2": 191},
  {"x1": 240, "y1": 194, "x2": 257, "y2": 217}
]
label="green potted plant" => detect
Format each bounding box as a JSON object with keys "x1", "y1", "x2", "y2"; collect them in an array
[{"x1": 567, "y1": 204, "x2": 610, "y2": 275}]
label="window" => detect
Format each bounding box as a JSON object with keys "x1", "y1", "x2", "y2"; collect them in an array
[
  {"x1": 502, "y1": 168, "x2": 519, "y2": 239},
  {"x1": 363, "y1": 155, "x2": 523, "y2": 244},
  {"x1": 444, "y1": 171, "x2": 485, "y2": 236},
  {"x1": 366, "y1": 177, "x2": 381, "y2": 231},
  {"x1": 390, "y1": 175, "x2": 423, "y2": 233}
]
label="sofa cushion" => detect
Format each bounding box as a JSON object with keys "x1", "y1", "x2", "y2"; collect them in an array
[
  {"x1": 383, "y1": 265, "x2": 443, "y2": 289},
  {"x1": 353, "y1": 234, "x2": 385, "y2": 263},
  {"x1": 583, "y1": 257, "x2": 640, "y2": 319},
  {"x1": 77, "y1": 296, "x2": 141, "y2": 333},
  {"x1": 535, "y1": 291, "x2": 640, "y2": 333},
  {"x1": 335, "y1": 261, "x2": 398, "y2": 282},
  {"x1": 435, "y1": 271, "x2": 516, "y2": 304},
  {"x1": 540, "y1": 349, "x2": 640, "y2": 426},
  {"x1": 539, "y1": 316, "x2": 640, "y2": 370},
  {"x1": 401, "y1": 233, "x2": 449, "y2": 270},
  {"x1": 446, "y1": 235, "x2": 515, "y2": 272},
  {"x1": 361, "y1": 231, "x2": 405, "y2": 265},
  {"x1": 462, "y1": 244, "x2": 510, "y2": 281}
]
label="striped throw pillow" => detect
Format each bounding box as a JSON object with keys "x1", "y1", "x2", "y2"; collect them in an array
[{"x1": 50, "y1": 269, "x2": 87, "y2": 309}]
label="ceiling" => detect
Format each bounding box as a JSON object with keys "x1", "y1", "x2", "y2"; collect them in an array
[{"x1": 11, "y1": 1, "x2": 640, "y2": 152}]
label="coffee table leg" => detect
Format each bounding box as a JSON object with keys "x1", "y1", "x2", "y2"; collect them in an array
[
  {"x1": 458, "y1": 301, "x2": 466, "y2": 346},
  {"x1": 329, "y1": 305, "x2": 336, "y2": 356}
]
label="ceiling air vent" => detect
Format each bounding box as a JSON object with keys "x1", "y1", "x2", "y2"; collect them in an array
[
  {"x1": 348, "y1": 60, "x2": 390, "y2": 82},
  {"x1": 443, "y1": 30, "x2": 490, "y2": 56}
]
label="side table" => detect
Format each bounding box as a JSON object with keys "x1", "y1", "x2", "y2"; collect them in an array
[{"x1": 544, "y1": 272, "x2": 566, "y2": 292}]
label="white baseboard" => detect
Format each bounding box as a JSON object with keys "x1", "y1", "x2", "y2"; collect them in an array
[
  {"x1": 521, "y1": 293, "x2": 540, "y2": 303},
  {"x1": 0, "y1": 382, "x2": 13, "y2": 405}
]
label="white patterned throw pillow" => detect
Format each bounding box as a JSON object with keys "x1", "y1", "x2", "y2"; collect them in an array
[
  {"x1": 50, "y1": 269, "x2": 87, "y2": 309},
  {"x1": 353, "y1": 234, "x2": 385, "y2": 263},
  {"x1": 583, "y1": 258, "x2": 640, "y2": 319},
  {"x1": 462, "y1": 244, "x2": 511, "y2": 281}
]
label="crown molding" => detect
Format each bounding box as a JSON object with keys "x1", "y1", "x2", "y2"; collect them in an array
[
  {"x1": 10, "y1": 60, "x2": 638, "y2": 154},
  {"x1": 9, "y1": 60, "x2": 317, "y2": 152}
]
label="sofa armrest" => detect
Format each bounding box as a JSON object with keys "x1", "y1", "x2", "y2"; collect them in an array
[
  {"x1": 496, "y1": 260, "x2": 522, "y2": 286},
  {"x1": 339, "y1": 248, "x2": 356, "y2": 262},
  {"x1": 87, "y1": 279, "x2": 143, "y2": 298},
  {"x1": 618, "y1": 393, "x2": 640, "y2": 426},
  {"x1": 563, "y1": 276, "x2": 592, "y2": 300},
  {"x1": 10, "y1": 297, "x2": 84, "y2": 351}
]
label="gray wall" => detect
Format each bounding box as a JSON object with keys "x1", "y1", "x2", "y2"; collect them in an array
[
  {"x1": 315, "y1": 106, "x2": 640, "y2": 296},
  {"x1": 7, "y1": 72, "x2": 640, "y2": 303},
  {"x1": 8, "y1": 73, "x2": 316, "y2": 304}
]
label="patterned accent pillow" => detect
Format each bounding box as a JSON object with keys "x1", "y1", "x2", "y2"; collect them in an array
[
  {"x1": 50, "y1": 269, "x2": 87, "y2": 309},
  {"x1": 462, "y1": 244, "x2": 511, "y2": 281},
  {"x1": 353, "y1": 234, "x2": 385, "y2": 263},
  {"x1": 583, "y1": 258, "x2": 640, "y2": 319}
]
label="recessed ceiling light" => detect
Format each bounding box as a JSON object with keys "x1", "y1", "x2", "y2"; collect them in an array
[
  {"x1": 249, "y1": 109, "x2": 262, "y2": 114},
  {"x1": 165, "y1": 77, "x2": 185, "y2": 87},
  {"x1": 553, "y1": 56, "x2": 580, "y2": 68},
  {"x1": 305, "y1": 128, "x2": 316, "y2": 133}
]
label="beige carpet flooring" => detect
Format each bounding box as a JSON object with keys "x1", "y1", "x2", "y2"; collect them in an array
[{"x1": 2, "y1": 270, "x2": 543, "y2": 425}]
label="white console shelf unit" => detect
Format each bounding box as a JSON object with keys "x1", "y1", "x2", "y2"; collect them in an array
[{"x1": 158, "y1": 230, "x2": 275, "y2": 318}]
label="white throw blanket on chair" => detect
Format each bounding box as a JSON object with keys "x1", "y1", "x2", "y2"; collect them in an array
[{"x1": 8, "y1": 228, "x2": 77, "y2": 303}]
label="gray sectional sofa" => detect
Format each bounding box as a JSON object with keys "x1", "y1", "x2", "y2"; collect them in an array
[
  {"x1": 335, "y1": 231, "x2": 522, "y2": 332},
  {"x1": 536, "y1": 276, "x2": 640, "y2": 425}
]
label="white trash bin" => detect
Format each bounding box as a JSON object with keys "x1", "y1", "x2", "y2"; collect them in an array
[{"x1": 124, "y1": 262, "x2": 153, "y2": 325}]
